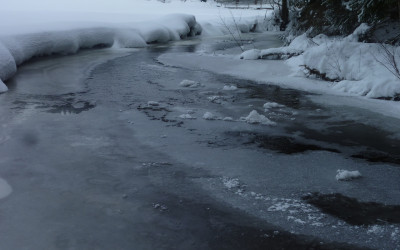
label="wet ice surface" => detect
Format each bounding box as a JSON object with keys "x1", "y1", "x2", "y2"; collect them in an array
[{"x1": 0, "y1": 34, "x2": 399, "y2": 249}]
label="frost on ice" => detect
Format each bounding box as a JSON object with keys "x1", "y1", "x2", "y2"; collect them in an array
[
  {"x1": 240, "y1": 110, "x2": 276, "y2": 125},
  {"x1": 336, "y1": 170, "x2": 362, "y2": 181}
]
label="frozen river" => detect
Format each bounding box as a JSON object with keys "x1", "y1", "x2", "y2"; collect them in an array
[{"x1": 0, "y1": 33, "x2": 399, "y2": 249}]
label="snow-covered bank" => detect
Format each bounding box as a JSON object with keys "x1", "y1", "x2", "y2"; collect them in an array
[
  {"x1": 0, "y1": 14, "x2": 201, "y2": 92},
  {"x1": 0, "y1": 0, "x2": 267, "y2": 93},
  {"x1": 240, "y1": 28, "x2": 400, "y2": 99}
]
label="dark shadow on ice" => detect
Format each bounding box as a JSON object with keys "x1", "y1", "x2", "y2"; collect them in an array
[
  {"x1": 352, "y1": 151, "x2": 400, "y2": 166},
  {"x1": 303, "y1": 193, "x2": 400, "y2": 226},
  {"x1": 227, "y1": 131, "x2": 340, "y2": 154}
]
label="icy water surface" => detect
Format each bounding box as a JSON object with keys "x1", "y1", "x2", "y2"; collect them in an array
[{"x1": 0, "y1": 33, "x2": 399, "y2": 249}]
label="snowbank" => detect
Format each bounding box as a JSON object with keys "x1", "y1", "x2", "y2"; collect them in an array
[
  {"x1": 290, "y1": 41, "x2": 400, "y2": 98},
  {"x1": 0, "y1": 14, "x2": 201, "y2": 92},
  {"x1": 240, "y1": 26, "x2": 400, "y2": 98}
]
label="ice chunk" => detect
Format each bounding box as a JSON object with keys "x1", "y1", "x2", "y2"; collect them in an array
[
  {"x1": 179, "y1": 79, "x2": 200, "y2": 88},
  {"x1": 222, "y1": 85, "x2": 237, "y2": 91},
  {"x1": 179, "y1": 114, "x2": 196, "y2": 119},
  {"x1": 263, "y1": 102, "x2": 285, "y2": 110},
  {"x1": 147, "y1": 101, "x2": 160, "y2": 106},
  {"x1": 336, "y1": 170, "x2": 362, "y2": 181},
  {"x1": 241, "y1": 110, "x2": 276, "y2": 125},
  {"x1": 203, "y1": 112, "x2": 216, "y2": 120}
]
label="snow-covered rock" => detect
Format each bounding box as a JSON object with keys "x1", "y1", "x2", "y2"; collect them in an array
[
  {"x1": 240, "y1": 110, "x2": 275, "y2": 125},
  {"x1": 336, "y1": 169, "x2": 362, "y2": 181}
]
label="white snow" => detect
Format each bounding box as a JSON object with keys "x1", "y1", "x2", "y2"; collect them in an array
[
  {"x1": 240, "y1": 110, "x2": 276, "y2": 125},
  {"x1": 336, "y1": 170, "x2": 362, "y2": 181},
  {"x1": 179, "y1": 114, "x2": 196, "y2": 119},
  {"x1": 147, "y1": 101, "x2": 160, "y2": 106},
  {"x1": 0, "y1": 178, "x2": 12, "y2": 199},
  {"x1": 222, "y1": 177, "x2": 240, "y2": 189},
  {"x1": 0, "y1": 0, "x2": 266, "y2": 93},
  {"x1": 222, "y1": 85, "x2": 238, "y2": 91},
  {"x1": 240, "y1": 49, "x2": 261, "y2": 60},
  {"x1": 203, "y1": 112, "x2": 217, "y2": 120},
  {"x1": 179, "y1": 79, "x2": 201, "y2": 88},
  {"x1": 223, "y1": 117, "x2": 234, "y2": 121},
  {"x1": 263, "y1": 102, "x2": 285, "y2": 110}
]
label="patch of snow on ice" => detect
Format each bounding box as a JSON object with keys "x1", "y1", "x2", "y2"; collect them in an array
[
  {"x1": 241, "y1": 110, "x2": 276, "y2": 125},
  {"x1": 336, "y1": 170, "x2": 362, "y2": 181},
  {"x1": 0, "y1": 178, "x2": 12, "y2": 199},
  {"x1": 179, "y1": 114, "x2": 196, "y2": 119},
  {"x1": 240, "y1": 49, "x2": 260, "y2": 60},
  {"x1": 263, "y1": 102, "x2": 285, "y2": 110},
  {"x1": 222, "y1": 177, "x2": 240, "y2": 189},
  {"x1": 147, "y1": 101, "x2": 160, "y2": 106},
  {"x1": 223, "y1": 117, "x2": 234, "y2": 121},
  {"x1": 222, "y1": 85, "x2": 237, "y2": 91},
  {"x1": 179, "y1": 79, "x2": 200, "y2": 88},
  {"x1": 203, "y1": 112, "x2": 217, "y2": 120},
  {"x1": 287, "y1": 216, "x2": 306, "y2": 225}
]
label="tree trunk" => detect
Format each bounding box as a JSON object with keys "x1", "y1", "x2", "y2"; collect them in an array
[
  {"x1": 398, "y1": 0, "x2": 400, "y2": 20},
  {"x1": 281, "y1": 0, "x2": 289, "y2": 30}
]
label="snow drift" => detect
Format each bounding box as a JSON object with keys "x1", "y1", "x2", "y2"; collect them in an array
[{"x1": 0, "y1": 14, "x2": 202, "y2": 93}]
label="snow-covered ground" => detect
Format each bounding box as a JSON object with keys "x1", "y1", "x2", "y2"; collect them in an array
[
  {"x1": 239, "y1": 25, "x2": 400, "y2": 99},
  {"x1": 0, "y1": 0, "x2": 266, "y2": 92}
]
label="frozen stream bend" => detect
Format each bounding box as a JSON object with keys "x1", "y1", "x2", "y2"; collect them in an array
[{"x1": 0, "y1": 33, "x2": 399, "y2": 249}]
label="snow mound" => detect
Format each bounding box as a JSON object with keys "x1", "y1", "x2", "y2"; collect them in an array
[
  {"x1": 0, "y1": 178, "x2": 12, "y2": 199},
  {"x1": 147, "y1": 101, "x2": 160, "y2": 106},
  {"x1": 336, "y1": 170, "x2": 362, "y2": 181},
  {"x1": 263, "y1": 102, "x2": 285, "y2": 110},
  {"x1": 179, "y1": 79, "x2": 201, "y2": 88},
  {"x1": 203, "y1": 112, "x2": 217, "y2": 120},
  {"x1": 241, "y1": 110, "x2": 276, "y2": 125},
  {"x1": 223, "y1": 117, "x2": 234, "y2": 121},
  {"x1": 240, "y1": 49, "x2": 261, "y2": 60},
  {"x1": 0, "y1": 14, "x2": 201, "y2": 92},
  {"x1": 179, "y1": 114, "x2": 196, "y2": 119},
  {"x1": 222, "y1": 85, "x2": 237, "y2": 91}
]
